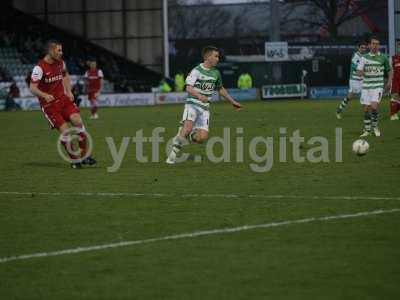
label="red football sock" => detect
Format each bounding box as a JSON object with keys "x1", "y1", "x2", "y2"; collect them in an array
[
  {"x1": 91, "y1": 103, "x2": 98, "y2": 115},
  {"x1": 77, "y1": 128, "x2": 88, "y2": 157},
  {"x1": 60, "y1": 135, "x2": 79, "y2": 160},
  {"x1": 391, "y1": 99, "x2": 400, "y2": 115},
  {"x1": 79, "y1": 133, "x2": 88, "y2": 156},
  {"x1": 72, "y1": 125, "x2": 88, "y2": 157}
]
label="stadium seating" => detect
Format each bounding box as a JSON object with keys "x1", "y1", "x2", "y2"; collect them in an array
[
  {"x1": 0, "y1": 47, "x2": 114, "y2": 97},
  {"x1": 0, "y1": 47, "x2": 34, "y2": 77},
  {"x1": 0, "y1": 5, "x2": 162, "y2": 93}
]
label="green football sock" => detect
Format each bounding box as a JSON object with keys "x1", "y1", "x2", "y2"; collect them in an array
[
  {"x1": 363, "y1": 111, "x2": 371, "y2": 132},
  {"x1": 337, "y1": 97, "x2": 349, "y2": 113}
]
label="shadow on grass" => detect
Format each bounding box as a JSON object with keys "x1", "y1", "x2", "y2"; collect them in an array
[
  {"x1": 23, "y1": 161, "x2": 100, "y2": 170},
  {"x1": 24, "y1": 161, "x2": 66, "y2": 168}
]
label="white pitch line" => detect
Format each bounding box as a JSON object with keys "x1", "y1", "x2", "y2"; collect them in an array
[
  {"x1": 0, "y1": 191, "x2": 399, "y2": 201},
  {"x1": 0, "y1": 208, "x2": 399, "y2": 264}
]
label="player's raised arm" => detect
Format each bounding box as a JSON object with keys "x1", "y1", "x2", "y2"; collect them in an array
[{"x1": 218, "y1": 86, "x2": 241, "y2": 110}]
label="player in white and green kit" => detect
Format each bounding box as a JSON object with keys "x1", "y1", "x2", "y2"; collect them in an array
[
  {"x1": 166, "y1": 46, "x2": 242, "y2": 164},
  {"x1": 336, "y1": 41, "x2": 368, "y2": 119},
  {"x1": 357, "y1": 37, "x2": 392, "y2": 137}
]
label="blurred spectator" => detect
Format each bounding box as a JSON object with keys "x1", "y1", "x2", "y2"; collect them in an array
[
  {"x1": 174, "y1": 72, "x2": 185, "y2": 92},
  {"x1": 8, "y1": 81, "x2": 20, "y2": 98},
  {"x1": 237, "y1": 72, "x2": 253, "y2": 89},
  {"x1": 72, "y1": 80, "x2": 84, "y2": 107},
  {"x1": 116, "y1": 79, "x2": 134, "y2": 93},
  {"x1": 25, "y1": 71, "x2": 31, "y2": 86},
  {"x1": 0, "y1": 67, "x2": 11, "y2": 82},
  {"x1": 159, "y1": 79, "x2": 172, "y2": 93},
  {"x1": 5, "y1": 81, "x2": 21, "y2": 111},
  {"x1": 77, "y1": 59, "x2": 87, "y2": 73}
]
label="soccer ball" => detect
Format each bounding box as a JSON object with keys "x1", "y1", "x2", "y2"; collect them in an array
[{"x1": 352, "y1": 139, "x2": 369, "y2": 156}]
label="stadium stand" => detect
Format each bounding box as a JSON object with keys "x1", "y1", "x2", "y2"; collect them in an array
[{"x1": 0, "y1": 5, "x2": 162, "y2": 96}]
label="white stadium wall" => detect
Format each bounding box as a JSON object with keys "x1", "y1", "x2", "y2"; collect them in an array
[{"x1": 12, "y1": 0, "x2": 163, "y2": 73}]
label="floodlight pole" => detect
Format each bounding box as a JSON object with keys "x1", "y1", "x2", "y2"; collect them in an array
[
  {"x1": 270, "y1": 0, "x2": 280, "y2": 42},
  {"x1": 388, "y1": 0, "x2": 395, "y2": 56},
  {"x1": 270, "y1": 0, "x2": 282, "y2": 83},
  {"x1": 162, "y1": 0, "x2": 170, "y2": 78}
]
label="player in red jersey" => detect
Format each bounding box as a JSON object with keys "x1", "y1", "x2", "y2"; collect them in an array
[
  {"x1": 30, "y1": 40, "x2": 97, "y2": 169},
  {"x1": 390, "y1": 54, "x2": 400, "y2": 120},
  {"x1": 84, "y1": 59, "x2": 103, "y2": 119}
]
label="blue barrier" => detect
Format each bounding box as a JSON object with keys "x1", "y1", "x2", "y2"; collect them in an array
[
  {"x1": 309, "y1": 86, "x2": 348, "y2": 99},
  {"x1": 226, "y1": 88, "x2": 258, "y2": 101}
]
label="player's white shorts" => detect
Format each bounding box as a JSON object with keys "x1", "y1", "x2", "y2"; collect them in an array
[
  {"x1": 181, "y1": 103, "x2": 210, "y2": 132},
  {"x1": 348, "y1": 79, "x2": 362, "y2": 94},
  {"x1": 360, "y1": 88, "x2": 383, "y2": 105}
]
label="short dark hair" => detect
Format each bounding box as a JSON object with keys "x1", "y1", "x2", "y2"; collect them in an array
[
  {"x1": 202, "y1": 46, "x2": 219, "y2": 59},
  {"x1": 45, "y1": 39, "x2": 62, "y2": 52},
  {"x1": 369, "y1": 36, "x2": 380, "y2": 43},
  {"x1": 357, "y1": 40, "x2": 368, "y2": 47}
]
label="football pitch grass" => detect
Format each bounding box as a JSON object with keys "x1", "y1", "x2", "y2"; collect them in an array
[{"x1": 0, "y1": 99, "x2": 399, "y2": 299}]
